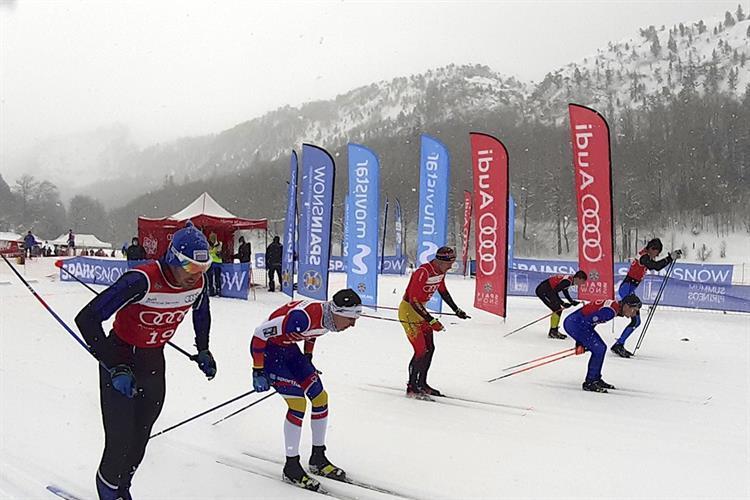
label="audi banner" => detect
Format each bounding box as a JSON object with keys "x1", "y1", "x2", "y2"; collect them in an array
[
  {"x1": 569, "y1": 104, "x2": 614, "y2": 301},
  {"x1": 461, "y1": 190, "x2": 472, "y2": 276},
  {"x1": 346, "y1": 144, "x2": 380, "y2": 307},
  {"x1": 416, "y1": 134, "x2": 451, "y2": 312},
  {"x1": 297, "y1": 144, "x2": 336, "y2": 301},
  {"x1": 470, "y1": 132, "x2": 509, "y2": 318},
  {"x1": 281, "y1": 150, "x2": 298, "y2": 298}
]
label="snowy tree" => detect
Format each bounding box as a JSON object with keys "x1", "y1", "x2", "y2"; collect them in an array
[
  {"x1": 737, "y1": 4, "x2": 746, "y2": 21},
  {"x1": 725, "y1": 11, "x2": 736, "y2": 27}
]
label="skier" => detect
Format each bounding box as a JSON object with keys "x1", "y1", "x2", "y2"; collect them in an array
[
  {"x1": 399, "y1": 246, "x2": 469, "y2": 399},
  {"x1": 611, "y1": 238, "x2": 681, "y2": 358},
  {"x1": 534, "y1": 270, "x2": 588, "y2": 339},
  {"x1": 250, "y1": 288, "x2": 362, "y2": 492},
  {"x1": 563, "y1": 294, "x2": 642, "y2": 392},
  {"x1": 75, "y1": 221, "x2": 217, "y2": 500},
  {"x1": 266, "y1": 235, "x2": 283, "y2": 291}
]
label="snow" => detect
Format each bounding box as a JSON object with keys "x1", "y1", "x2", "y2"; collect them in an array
[{"x1": 1, "y1": 259, "x2": 748, "y2": 498}]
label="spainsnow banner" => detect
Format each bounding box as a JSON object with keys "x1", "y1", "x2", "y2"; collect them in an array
[
  {"x1": 297, "y1": 144, "x2": 336, "y2": 300},
  {"x1": 569, "y1": 104, "x2": 614, "y2": 301},
  {"x1": 416, "y1": 134, "x2": 450, "y2": 312},
  {"x1": 461, "y1": 190, "x2": 472, "y2": 276},
  {"x1": 60, "y1": 257, "x2": 250, "y2": 299},
  {"x1": 281, "y1": 150, "x2": 298, "y2": 298},
  {"x1": 346, "y1": 144, "x2": 380, "y2": 307},
  {"x1": 470, "y1": 132, "x2": 509, "y2": 318}
]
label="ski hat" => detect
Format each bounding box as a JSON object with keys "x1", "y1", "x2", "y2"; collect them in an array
[
  {"x1": 330, "y1": 288, "x2": 363, "y2": 319},
  {"x1": 621, "y1": 294, "x2": 642, "y2": 308},
  {"x1": 573, "y1": 270, "x2": 588, "y2": 280},
  {"x1": 435, "y1": 246, "x2": 457, "y2": 262},
  {"x1": 646, "y1": 238, "x2": 663, "y2": 252},
  {"x1": 165, "y1": 221, "x2": 211, "y2": 273}
]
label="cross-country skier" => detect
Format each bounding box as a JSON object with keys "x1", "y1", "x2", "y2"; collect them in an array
[
  {"x1": 611, "y1": 238, "x2": 681, "y2": 358},
  {"x1": 534, "y1": 270, "x2": 587, "y2": 339},
  {"x1": 75, "y1": 222, "x2": 217, "y2": 500},
  {"x1": 563, "y1": 294, "x2": 642, "y2": 393},
  {"x1": 250, "y1": 289, "x2": 362, "y2": 492},
  {"x1": 399, "y1": 246, "x2": 469, "y2": 399}
]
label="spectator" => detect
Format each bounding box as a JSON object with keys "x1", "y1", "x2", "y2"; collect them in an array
[
  {"x1": 235, "y1": 236, "x2": 252, "y2": 263},
  {"x1": 126, "y1": 237, "x2": 147, "y2": 263},
  {"x1": 23, "y1": 230, "x2": 37, "y2": 258},
  {"x1": 67, "y1": 229, "x2": 75, "y2": 252},
  {"x1": 121, "y1": 242, "x2": 128, "y2": 258},
  {"x1": 207, "y1": 232, "x2": 223, "y2": 296},
  {"x1": 95, "y1": 248, "x2": 106, "y2": 257},
  {"x1": 266, "y1": 235, "x2": 283, "y2": 292},
  {"x1": 110, "y1": 250, "x2": 116, "y2": 258}
]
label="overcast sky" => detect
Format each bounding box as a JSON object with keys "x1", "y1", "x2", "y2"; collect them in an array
[{"x1": 0, "y1": 0, "x2": 743, "y2": 158}]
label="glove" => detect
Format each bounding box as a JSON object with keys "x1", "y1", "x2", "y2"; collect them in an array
[
  {"x1": 454, "y1": 308, "x2": 469, "y2": 320},
  {"x1": 561, "y1": 302, "x2": 572, "y2": 309},
  {"x1": 575, "y1": 344, "x2": 587, "y2": 355},
  {"x1": 252, "y1": 368, "x2": 270, "y2": 392},
  {"x1": 568, "y1": 300, "x2": 580, "y2": 307},
  {"x1": 196, "y1": 350, "x2": 217, "y2": 380},
  {"x1": 109, "y1": 364, "x2": 137, "y2": 398},
  {"x1": 429, "y1": 318, "x2": 444, "y2": 332},
  {"x1": 671, "y1": 249, "x2": 682, "y2": 259}
]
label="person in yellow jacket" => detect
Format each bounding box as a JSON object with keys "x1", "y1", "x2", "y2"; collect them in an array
[{"x1": 207, "y1": 232, "x2": 223, "y2": 296}]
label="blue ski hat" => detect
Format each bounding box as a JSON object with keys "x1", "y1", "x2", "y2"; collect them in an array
[{"x1": 165, "y1": 221, "x2": 211, "y2": 272}]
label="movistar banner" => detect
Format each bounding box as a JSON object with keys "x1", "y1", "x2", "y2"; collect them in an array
[
  {"x1": 330, "y1": 255, "x2": 406, "y2": 275},
  {"x1": 346, "y1": 144, "x2": 380, "y2": 306},
  {"x1": 297, "y1": 144, "x2": 336, "y2": 300},
  {"x1": 60, "y1": 257, "x2": 250, "y2": 299},
  {"x1": 416, "y1": 134, "x2": 450, "y2": 312},
  {"x1": 281, "y1": 151, "x2": 298, "y2": 298}
]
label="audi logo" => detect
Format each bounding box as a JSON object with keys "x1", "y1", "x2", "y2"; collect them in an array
[
  {"x1": 139, "y1": 310, "x2": 187, "y2": 326},
  {"x1": 477, "y1": 212, "x2": 498, "y2": 275},
  {"x1": 580, "y1": 193, "x2": 603, "y2": 263}
]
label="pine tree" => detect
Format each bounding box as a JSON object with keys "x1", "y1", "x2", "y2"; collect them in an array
[
  {"x1": 651, "y1": 35, "x2": 662, "y2": 57},
  {"x1": 737, "y1": 4, "x2": 746, "y2": 22},
  {"x1": 668, "y1": 32, "x2": 678, "y2": 52},
  {"x1": 725, "y1": 11, "x2": 736, "y2": 27}
]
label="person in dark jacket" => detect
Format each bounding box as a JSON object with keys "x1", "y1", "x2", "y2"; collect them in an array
[
  {"x1": 126, "y1": 237, "x2": 147, "y2": 264},
  {"x1": 23, "y1": 231, "x2": 37, "y2": 258},
  {"x1": 235, "y1": 236, "x2": 252, "y2": 263},
  {"x1": 266, "y1": 236, "x2": 283, "y2": 291}
]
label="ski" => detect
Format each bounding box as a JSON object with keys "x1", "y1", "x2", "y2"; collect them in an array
[
  {"x1": 242, "y1": 451, "x2": 421, "y2": 500},
  {"x1": 365, "y1": 384, "x2": 531, "y2": 412},
  {"x1": 216, "y1": 456, "x2": 350, "y2": 499},
  {"x1": 45, "y1": 485, "x2": 86, "y2": 500}
]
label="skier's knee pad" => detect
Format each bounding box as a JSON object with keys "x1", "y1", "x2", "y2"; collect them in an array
[{"x1": 310, "y1": 389, "x2": 328, "y2": 408}]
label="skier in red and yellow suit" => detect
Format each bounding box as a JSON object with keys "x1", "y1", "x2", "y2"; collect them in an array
[{"x1": 399, "y1": 246, "x2": 468, "y2": 398}]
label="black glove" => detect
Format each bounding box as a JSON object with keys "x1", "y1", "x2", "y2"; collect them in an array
[
  {"x1": 671, "y1": 249, "x2": 682, "y2": 259},
  {"x1": 561, "y1": 302, "x2": 572, "y2": 309},
  {"x1": 568, "y1": 300, "x2": 580, "y2": 307},
  {"x1": 454, "y1": 308, "x2": 469, "y2": 320},
  {"x1": 196, "y1": 350, "x2": 217, "y2": 380}
]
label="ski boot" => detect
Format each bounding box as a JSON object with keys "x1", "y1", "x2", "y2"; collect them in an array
[
  {"x1": 309, "y1": 445, "x2": 346, "y2": 481},
  {"x1": 96, "y1": 472, "x2": 131, "y2": 500},
  {"x1": 582, "y1": 379, "x2": 609, "y2": 393},
  {"x1": 610, "y1": 343, "x2": 633, "y2": 358},
  {"x1": 406, "y1": 383, "x2": 434, "y2": 401},
  {"x1": 283, "y1": 456, "x2": 320, "y2": 491},
  {"x1": 596, "y1": 379, "x2": 616, "y2": 390},
  {"x1": 421, "y1": 383, "x2": 443, "y2": 397},
  {"x1": 548, "y1": 327, "x2": 568, "y2": 340}
]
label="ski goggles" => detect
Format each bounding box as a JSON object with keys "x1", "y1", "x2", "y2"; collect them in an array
[{"x1": 171, "y1": 247, "x2": 212, "y2": 274}]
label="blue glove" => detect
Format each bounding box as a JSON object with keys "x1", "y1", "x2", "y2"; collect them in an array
[
  {"x1": 109, "y1": 365, "x2": 137, "y2": 398},
  {"x1": 253, "y1": 368, "x2": 270, "y2": 392},
  {"x1": 196, "y1": 350, "x2": 217, "y2": 380}
]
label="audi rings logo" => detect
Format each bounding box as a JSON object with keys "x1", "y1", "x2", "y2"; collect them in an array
[
  {"x1": 580, "y1": 193, "x2": 603, "y2": 263},
  {"x1": 477, "y1": 212, "x2": 497, "y2": 275},
  {"x1": 139, "y1": 310, "x2": 187, "y2": 326}
]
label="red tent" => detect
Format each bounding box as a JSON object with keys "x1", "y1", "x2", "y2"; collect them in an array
[{"x1": 137, "y1": 192, "x2": 267, "y2": 260}]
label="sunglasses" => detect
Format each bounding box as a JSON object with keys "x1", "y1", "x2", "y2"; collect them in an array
[{"x1": 171, "y1": 247, "x2": 212, "y2": 274}]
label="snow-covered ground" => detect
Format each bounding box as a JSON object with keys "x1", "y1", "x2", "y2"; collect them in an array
[{"x1": 1, "y1": 259, "x2": 748, "y2": 499}]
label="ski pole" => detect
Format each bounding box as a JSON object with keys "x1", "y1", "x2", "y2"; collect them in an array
[
  {"x1": 211, "y1": 391, "x2": 278, "y2": 426},
  {"x1": 488, "y1": 350, "x2": 578, "y2": 382},
  {"x1": 634, "y1": 259, "x2": 676, "y2": 353},
  {"x1": 150, "y1": 389, "x2": 257, "y2": 439},
  {"x1": 360, "y1": 313, "x2": 424, "y2": 325},
  {"x1": 55, "y1": 259, "x2": 199, "y2": 362},
  {"x1": 1, "y1": 254, "x2": 109, "y2": 369},
  {"x1": 371, "y1": 305, "x2": 466, "y2": 317},
  {"x1": 501, "y1": 347, "x2": 577, "y2": 371},
  {"x1": 503, "y1": 310, "x2": 558, "y2": 338}
]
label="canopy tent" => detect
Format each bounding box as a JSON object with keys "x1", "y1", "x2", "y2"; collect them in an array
[
  {"x1": 50, "y1": 233, "x2": 112, "y2": 249},
  {"x1": 0, "y1": 232, "x2": 22, "y2": 256},
  {"x1": 137, "y1": 192, "x2": 267, "y2": 260}
]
